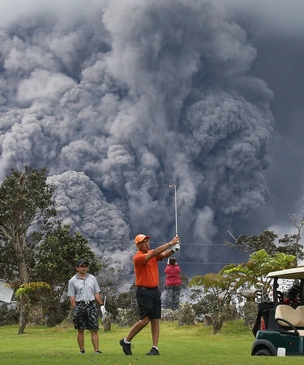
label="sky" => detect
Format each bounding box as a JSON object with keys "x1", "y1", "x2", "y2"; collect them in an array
[{"x1": 0, "y1": 0, "x2": 303, "y2": 281}]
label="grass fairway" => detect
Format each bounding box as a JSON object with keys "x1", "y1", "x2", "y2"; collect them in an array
[{"x1": 0, "y1": 320, "x2": 303, "y2": 364}]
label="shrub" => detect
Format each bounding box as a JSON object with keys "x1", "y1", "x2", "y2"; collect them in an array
[{"x1": 0, "y1": 303, "x2": 18, "y2": 326}]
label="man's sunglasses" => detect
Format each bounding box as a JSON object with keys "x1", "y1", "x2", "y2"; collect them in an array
[{"x1": 80, "y1": 265, "x2": 88, "y2": 268}]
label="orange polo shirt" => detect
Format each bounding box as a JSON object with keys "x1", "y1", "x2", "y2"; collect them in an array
[{"x1": 133, "y1": 250, "x2": 162, "y2": 288}]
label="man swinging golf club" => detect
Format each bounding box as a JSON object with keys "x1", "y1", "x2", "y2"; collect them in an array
[{"x1": 119, "y1": 233, "x2": 180, "y2": 356}]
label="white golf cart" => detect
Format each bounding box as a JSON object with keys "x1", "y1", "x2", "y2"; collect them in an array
[{"x1": 251, "y1": 267, "x2": 304, "y2": 356}]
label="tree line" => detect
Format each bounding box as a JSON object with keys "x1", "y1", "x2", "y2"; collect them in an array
[
  {"x1": 0, "y1": 166, "x2": 303, "y2": 334},
  {"x1": 189, "y1": 226, "x2": 304, "y2": 333},
  {"x1": 0, "y1": 166, "x2": 110, "y2": 333}
]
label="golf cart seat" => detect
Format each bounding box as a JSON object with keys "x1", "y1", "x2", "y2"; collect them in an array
[{"x1": 275, "y1": 305, "x2": 304, "y2": 336}]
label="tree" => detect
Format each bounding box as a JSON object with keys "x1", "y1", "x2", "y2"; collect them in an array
[
  {"x1": 189, "y1": 273, "x2": 239, "y2": 334},
  {"x1": 0, "y1": 166, "x2": 57, "y2": 333},
  {"x1": 15, "y1": 282, "x2": 51, "y2": 326},
  {"x1": 277, "y1": 234, "x2": 304, "y2": 265},
  {"x1": 226, "y1": 218, "x2": 304, "y2": 263},
  {"x1": 277, "y1": 213, "x2": 304, "y2": 264},
  {"x1": 34, "y1": 224, "x2": 99, "y2": 326},
  {"x1": 189, "y1": 250, "x2": 296, "y2": 334},
  {"x1": 225, "y1": 230, "x2": 278, "y2": 255},
  {"x1": 221, "y1": 249, "x2": 296, "y2": 299}
]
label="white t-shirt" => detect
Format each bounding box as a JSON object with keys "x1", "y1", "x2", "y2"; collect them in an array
[{"x1": 68, "y1": 273, "x2": 100, "y2": 302}]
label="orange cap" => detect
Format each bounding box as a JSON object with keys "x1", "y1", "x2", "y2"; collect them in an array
[{"x1": 134, "y1": 234, "x2": 150, "y2": 244}]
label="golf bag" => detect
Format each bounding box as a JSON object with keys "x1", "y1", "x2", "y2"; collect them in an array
[{"x1": 252, "y1": 301, "x2": 274, "y2": 336}]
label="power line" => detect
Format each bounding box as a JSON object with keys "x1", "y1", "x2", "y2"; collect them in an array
[
  {"x1": 153, "y1": 242, "x2": 228, "y2": 246},
  {"x1": 99, "y1": 239, "x2": 230, "y2": 246},
  {"x1": 158, "y1": 261, "x2": 234, "y2": 265}
]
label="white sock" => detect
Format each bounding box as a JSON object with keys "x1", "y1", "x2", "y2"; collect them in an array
[
  {"x1": 152, "y1": 346, "x2": 158, "y2": 350},
  {"x1": 124, "y1": 339, "x2": 131, "y2": 344}
]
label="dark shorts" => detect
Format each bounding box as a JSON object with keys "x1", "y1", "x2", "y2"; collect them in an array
[
  {"x1": 73, "y1": 302, "x2": 99, "y2": 331},
  {"x1": 136, "y1": 287, "x2": 161, "y2": 320}
]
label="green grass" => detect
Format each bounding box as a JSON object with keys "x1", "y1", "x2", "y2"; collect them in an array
[{"x1": 0, "y1": 320, "x2": 304, "y2": 364}]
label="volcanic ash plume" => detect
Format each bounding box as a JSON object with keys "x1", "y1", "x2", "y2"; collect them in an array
[{"x1": 0, "y1": 0, "x2": 274, "y2": 275}]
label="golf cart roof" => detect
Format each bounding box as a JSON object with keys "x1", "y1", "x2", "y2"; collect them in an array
[{"x1": 267, "y1": 267, "x2": 304, "y2": 280}]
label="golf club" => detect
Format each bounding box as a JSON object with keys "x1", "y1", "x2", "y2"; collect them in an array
[
  {"x1": 102, "y1": 295, "x2": 108, "y2": 321},
  {"x1": 169, "y1": 183, "x2": 178, "y2": 237}
]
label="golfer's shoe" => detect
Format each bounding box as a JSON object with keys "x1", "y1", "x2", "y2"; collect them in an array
[
  {"x1": 79, "y1": 349, "x2": 85, "y2": 354},
  {"x1": 146, "y1": 347, "x2": 160, "y2": 355},
  {"x1": 119, "y1": 338, "x2": 133, "y2": 355},
  {"x1": 94, "y1": 350, "x2": 102, "y2": 354}
]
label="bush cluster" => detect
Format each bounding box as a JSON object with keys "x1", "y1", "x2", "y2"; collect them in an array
[{"x1": 0, "y1": 303, "x2": 18, "y2": 326}]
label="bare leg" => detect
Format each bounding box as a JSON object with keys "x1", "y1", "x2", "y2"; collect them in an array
[
  {"x1": 150, "y1": 319, "x2": 159, "y2": 347},
  {"x1": 125, "y1": 316, "x2": 150, "y2": 342},
  {"x1": 90, "y1": 330, "x2": 99, "y2": 351},
  {"x1": 77, "y1": 329, "x2": 85, "y2": 351}
]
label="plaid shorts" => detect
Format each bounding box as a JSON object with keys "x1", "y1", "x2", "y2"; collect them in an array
[{"x1": 73, "y1": 302, "x2": 99, "y2": 331}]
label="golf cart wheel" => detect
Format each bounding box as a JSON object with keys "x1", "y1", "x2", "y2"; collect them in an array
[{"x1": 255, "y1": 348, "x2": 272, "y2": 356}]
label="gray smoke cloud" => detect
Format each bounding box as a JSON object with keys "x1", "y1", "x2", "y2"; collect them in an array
[
  {"x1": 219, "y1": 0, "x2": 304, "y2": 239},
  {"x1": 1, "y1": 0, "x2": 300, "y2": 278}
]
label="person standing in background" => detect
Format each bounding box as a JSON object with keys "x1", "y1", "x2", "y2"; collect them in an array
[
  {"x1": 68, "y1": 258, "x2": 106, "y2": 354},
  {"x1": 164, "y1": 257, "x2": 182, "y2": 310}
]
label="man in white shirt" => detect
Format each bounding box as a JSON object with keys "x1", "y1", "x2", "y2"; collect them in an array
[{"x1": 68, "y1": 258, "x2": 105, "y2": 354}]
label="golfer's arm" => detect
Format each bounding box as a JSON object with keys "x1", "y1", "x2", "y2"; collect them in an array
[
  {"x1": 160, "y1": 249, "x2": 176, "y2": 259},
  {"x1": 94, "y1": 293, "x2": 103, "y2": 306},
  {"x1": 145, "y1": 236, "x2": 178, "y2": 261},
  {"x1": 70, "y1": 296, "x2": 77, "y2": 308}
]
